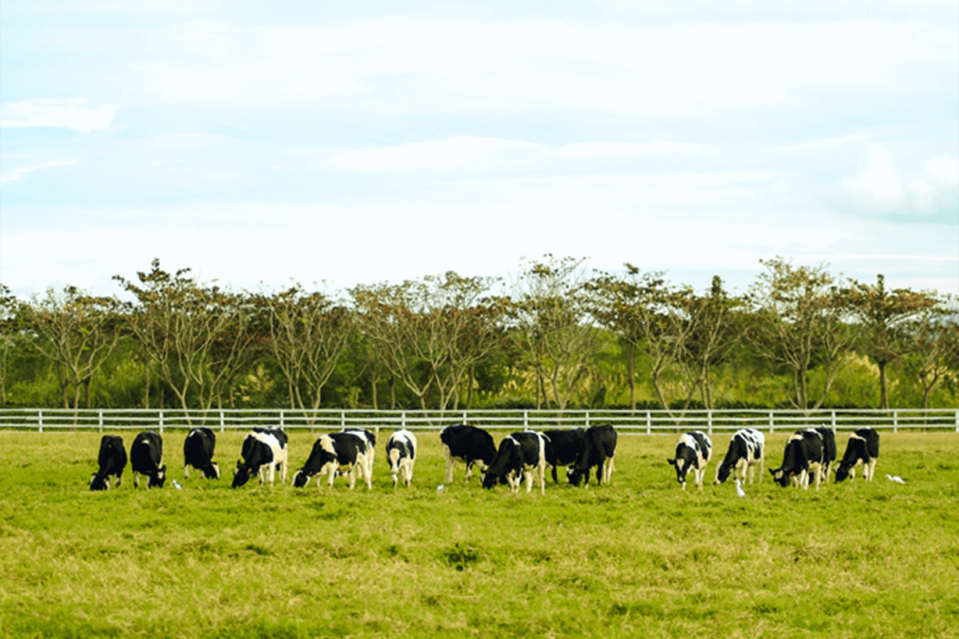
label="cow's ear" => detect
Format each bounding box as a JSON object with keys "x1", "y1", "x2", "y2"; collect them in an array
[{"x1": 666, "y1": 458, "x2": 676, "y2": 466}]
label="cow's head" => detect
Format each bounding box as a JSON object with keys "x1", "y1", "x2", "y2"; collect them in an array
[
  {"x1": 834, "y1": 463, "x2": 852, "y2": 483},
  {"x1": 481, "y1": 469, "x2": 500, "y2": 489},
  {"x1": 148, "y1": 465, "x2": 167, "y2": 488},
  {"x1": 768, "y1": 467, "x2": 791, "y2": 487},
  {"x1": 714, "y1": 462, "x2": 733, "y2": 485},
  {"x1": 204, "y1": 462, "x2": 221, "y2": 480},
  {"x1": 566, "y1": 466, "x2": 585, "y2": 487},
  {"x1": 667, "y1": 457, "x2": 690, "y2": 487},
  {"x1": 232, "y1": 461, "x2": 253, "y2": 488},
  {"x1": 291, "y1": 469, "x2": 312, "y2": 488},
  {"x1": 89, "y1": 474, "x2": 109, "y2": 491}
]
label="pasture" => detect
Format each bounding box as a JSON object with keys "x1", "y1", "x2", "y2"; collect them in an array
[{"x1": 1, "y1": 429, "x2": 957, "y2": 639}]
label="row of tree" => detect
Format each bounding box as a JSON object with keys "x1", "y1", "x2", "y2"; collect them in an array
[{"x1": 1, "y1": 256, "x2": 956, "y2": 412}]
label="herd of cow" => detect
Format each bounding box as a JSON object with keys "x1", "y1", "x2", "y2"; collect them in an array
[{"x1": 88, "y1": 423, "x2": 881, "y2": 494}]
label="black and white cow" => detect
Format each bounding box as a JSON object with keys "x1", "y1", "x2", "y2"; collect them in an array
[
  {"x1": 666, "y1": 430, "x2": 711, "y2": 490},
  {"x1": 342, "y1": 428, "x2": 377, "y2": 477},
  {"x1": 812, "y1": 427, "x2": 837, "y2": 482},
  {"x1": 183, "y1": 427, "x2": 220, "y2": 480},
  {"x1": 90, "y1": 435, "x2": 127, "y2": 491},
  {"x1": 292, "y1": 431, "x2": 371, "y2": 490},
  {"x1": 231, "y1": 428, "x2": 289, "y2": 488},
  {"x1": 481, "y1": 431, "x2": 548, "y2": 494},
  {"x1": 714, "y1": 428, "x2": 765, "y2": 485},
  {"x1": 130, "y1": 431, "x2": 167, "y2": 489},
  {"x1": 567, "y1": 424, "x2": 617, "y2": 488},
  {"x1": 439, "y1": 424, "x2": 497, "y2": 483},
  {"x1": 385, "y1": 429, "x2": 417, "y2": 488},
  {"x1": 542, "y1": 428, "x2": 586, "y2": 484},
  {"x1": 769, "y1": 429, "x2": 825, "y2": 490},
  {"x1": 835, "y1": 428, "x2": 880, "y2": 483}
]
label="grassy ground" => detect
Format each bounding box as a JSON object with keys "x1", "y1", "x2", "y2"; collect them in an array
[{"x1": 1, "y1": 429, "x2": 957, "y2": 639}]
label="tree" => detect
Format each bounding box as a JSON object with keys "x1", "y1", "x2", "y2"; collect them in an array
[
  {"x1": 679, "y1": 276, "x2": 748, "y2": 409},
  {"x1": 747, "y1": 257, "x2": 858, "y2": 409},
  {"x1": 510, "y1": 256, "x2": 602, "y2": 411},
  {"x1": 847, "y1": 274, "x2": 937, "y2": 408},
  {"x1": 352, "y1": 272, "x2": 503, "y2": 411},
  {"x1": 19, "y1": 286, "x2": 125, "y2": 409},
  {"x1": 265, "y1": 285, "x2": 353, "y2": 412},
  {"x1": 114, "y1": 260, "x2": 253, "y2": 412},
  {"x1": 902, "y1": 295, "x2": 959, "y2": 409},
  {"x1": 0, "y1": 285, "x2": 25, "y2": 405}
]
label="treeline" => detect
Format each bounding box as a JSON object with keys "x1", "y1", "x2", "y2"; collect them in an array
[{"x1": 1, "y1": 256, "x2": 956, "y2": 412}]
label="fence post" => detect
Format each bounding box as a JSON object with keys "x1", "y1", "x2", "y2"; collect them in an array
[
  {"x1": 159, "y1": 410, "x2": 164, "y2": 434},
  {"x1": 585, "y1": 411, "x2": 590, "y2": 429},
  {"x1": 646, "y1": 411, "x2": 651, "y2": 435},
  {"x1": 463, "y1": 411, "x2": 468, "y2": 425},
  {"x1": 220, "y1": 410, "x2": 225, "y2": 433},
  {"x1": 955, "y1": 409, "x2": 958, "y2": 433},
  {"x1": 893, "y1": 411, "x2": 898, "y2": 434},
  {"x1": 524, "y1": 410, "x2": 528, "y2": 431},
  {"x1": 341, "y1": 411, "x2": 346, "y2": 430},
  {"x1": 402, "y1": 412, "x2": 406, "y2": 430},
  {"x1": 98, "y1": 410, "x2": 104, "y2": 433},
  {"x1": 831, "y1": 410, "x2": 836, "y2": 432},
  {"x1": 38, "y1": 410, "x2": 43, "y2": 433},
  {"x1": 280, "y1": 410, "x2": 284, "y2": 429},
  {"x1": 707, "y1": 410, "x2": 712, "y2": 435},
  {"x1": 769, "y1": 411, "x2": 774, "y2": 434}
]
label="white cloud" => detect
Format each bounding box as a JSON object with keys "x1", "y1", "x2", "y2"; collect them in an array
[
  {"x1": 0, "y1": 99, "x2": 117, "y2": 132},
  {"x1": 837, "y1": 145, "x2": 959, "y2": 214},
  {"x1": 323, "y1": 137, "x2": 705, "y2": 172},
  {"x1": 924, "y1": 156, "x2": 959, "y2": 185},
  {"x1": 0, "y1": 160, "x2": 78, "y2": 184},
  {"x1": 134, "y1": 19, "x2": 957, "y2": 115}
]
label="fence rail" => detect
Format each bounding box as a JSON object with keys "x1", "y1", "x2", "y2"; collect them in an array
[{"x1": 0, "y1": 408, "x2": 956, "y2": 434}]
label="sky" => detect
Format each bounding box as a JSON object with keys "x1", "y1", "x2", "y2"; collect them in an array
[{"x1": 2, "y1": 0, "x2": 957, "y2": 300}]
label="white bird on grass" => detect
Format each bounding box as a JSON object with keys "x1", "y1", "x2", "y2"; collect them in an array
[
  {"x1": 172, "y1": 479, "x2": 183, "y2": 490},
  {"x1": 886, "y1": 475, "x2": 905, "y2": 484},
  {"x1": 735, "y1": 478, "x2": 746, "y2": 497}
]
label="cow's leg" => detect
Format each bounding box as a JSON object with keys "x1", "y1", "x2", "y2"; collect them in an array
[
  {"x1": 184, "y1": 465, "x2": 190, "y2": 479},
  {"x1": 538, "y1": 461, "x2": 546, "y2": 495},
  {"x1": 348, "y1": 465, "x2": 357, "y2": 490},
  {"x1": 133, "y1": 472, "x2": 140, "y2": 489},
  {"x1": 443, "y1": 447, "x2": 455, "y2": 483}
]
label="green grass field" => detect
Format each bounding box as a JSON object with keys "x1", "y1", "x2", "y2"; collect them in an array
[{"x1": 1, "y1": 429, "x2": 957, "y2": 639}]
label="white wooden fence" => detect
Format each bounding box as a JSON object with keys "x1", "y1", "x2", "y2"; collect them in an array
[{"x1": 0, "y1": 408, "x2": 956, "y2": 434}]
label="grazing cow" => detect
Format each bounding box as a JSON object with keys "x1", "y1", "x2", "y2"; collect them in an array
[
  {"x1": 714, "y1": 428, "x2": 765, "y2": 485},
  {"x1": 666, "y1": 430, "x2": 712, "y2": 490},
  {"x1": 439, "y1": 424, "x2": 497, "y2": 483},
  {"x1": 183, "y1": 427, "x2": 220, "y2": 480},
  {"x1": 90, "y1": 435, "x2": 127, "y2": 491},
  {"x1": 812, "y1": 427, "x2": 837, "y2": 482},
  {"x1": 385, "y1": 429, "x2": 417, "y2": 488},
  {"x1": 835, "y1": 428, "x2": 880, "y2": 483},
  {"x1": 769, "y1": 430, "x2": 825, "y2": 490},
  {"x1": 292, "y1": 432, "x2": 371, "y2": 490},
  {"x1": 231, "y1": 428, "x2": 289, "y2": 488},
  {"x1": 130, "y1": 431, "x2": 167, "y2": 489},
  {"x1": 481, "y1": 431, "x2": 548, "y2": 495},
  {"x1": 542, "y1": 428, "x2": 586, "y2": 484},
  {"x1": 567, "y1": 424, "x2": 618, "y2": 488},
  {"x1": 342, "y1": 428, "x2": 377, "y2": 482}
]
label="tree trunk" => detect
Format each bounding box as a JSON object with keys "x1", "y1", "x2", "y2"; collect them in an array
[
  {"x1": 466, "y1": 366, "x2": 474, "y2": 410},
  {"x1": 878, "y1": 360, "x2": 889, "y2": 409},
  {"x1": 626, "y1": 342, "x2": 636, "y2": 412}
]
